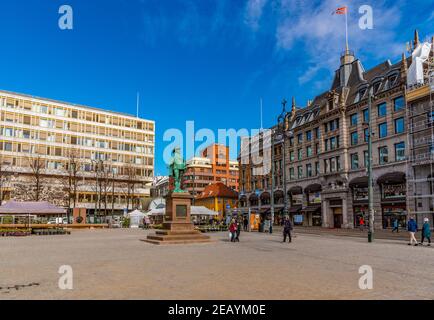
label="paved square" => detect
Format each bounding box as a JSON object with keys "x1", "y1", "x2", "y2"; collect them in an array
[{"x1": 0, "y1": 229, "x2": 433, "y2": 300}]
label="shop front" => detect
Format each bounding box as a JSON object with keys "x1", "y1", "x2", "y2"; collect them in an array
[
  {"x1": 303, "y1": 184, "x2": 322, "y2": 227},
  {"x1": 288, "y1": 186, "x2": 303, "y2": 225},
  {"x1": 329, "y1": 199, "x2": 343, "y2": 228},
  {"x1": 378, "y1": 172, "x2": 407, "y2": 229},
  {"x1": 349, "y1": 177, "x2": 369, "y2": 227}
]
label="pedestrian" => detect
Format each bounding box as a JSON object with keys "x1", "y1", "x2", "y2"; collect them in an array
[
  {"x1": 229, "y1": 219, "x2": 237, "y2": 242},
  {"x1": 243, "y1": 216, "x2": 248, "y2": 232},
  {"x1": 359, "y1": 216, "x2": 365, "y2": 231},
  {"x1": 282, "y1": 216, "x2": 293, "y2": 243},
  {"x1": 235, "y1": 219, "x2": 241, "y2": 242},
  {"x1": 407, "y1": 216, "x2": 418, "y2": 246},
  {"x1": 420, "y1": 218, "x2": 431, "y2": 246},
  {"x1": 392, "y1": 218, "x2": 399, "y2": 233}
]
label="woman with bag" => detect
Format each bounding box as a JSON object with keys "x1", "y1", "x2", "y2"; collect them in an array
[{"x1": 229, "y1": 219, "x2": 237, "y2": 242}]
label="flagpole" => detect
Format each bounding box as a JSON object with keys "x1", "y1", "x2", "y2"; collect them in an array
[{"x1": 345, "y1": 8, "x2": 349, "y2": 51}]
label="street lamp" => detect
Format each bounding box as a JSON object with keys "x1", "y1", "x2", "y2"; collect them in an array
[{"x1": 270, "y1": 99, "x2": 289, "y2": 233}]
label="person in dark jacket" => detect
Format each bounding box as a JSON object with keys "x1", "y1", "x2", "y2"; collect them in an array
[
  {"x1": 420, "y1": 218, "x2": 431, "y2": 246},
  {"x1": 235, "y1": 219, "x2": 241, "y2": 242},
  {"x1": 392, "y1": 219, "x2": 399, "y2": 233},
  {"x1": 407, "y1": 217, "x2": 418, "y2": 246},
  {"x1": 243, "y1": 217, "x2": 248, "y2": 232},
  {"x1": 282, "y1": 216, "x2": 293, "y2": 243}
]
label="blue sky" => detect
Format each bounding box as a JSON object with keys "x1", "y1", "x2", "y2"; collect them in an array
[{"x1": 1, "y1": 0, "x2": 433, "y2": 175}]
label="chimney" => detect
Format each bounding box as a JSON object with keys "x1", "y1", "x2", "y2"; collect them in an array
[{"x1": 414, "y1": 29, "x2": 420, "y2": 48}]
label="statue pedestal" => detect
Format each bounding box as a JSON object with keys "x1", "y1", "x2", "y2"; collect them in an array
[{"x1": 143, "y1": 192, "x2": 211, "y2": 245}]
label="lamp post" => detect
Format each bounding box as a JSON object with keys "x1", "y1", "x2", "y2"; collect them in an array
[
  {"x1": 367, "y1": 86, "x2": 374, "y2": 242},
  {"x1": 270, "y1": 99, "x2": 289, "y2": 233}
]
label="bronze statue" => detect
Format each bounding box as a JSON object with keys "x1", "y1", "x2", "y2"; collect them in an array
[{"x1": 168, "y1": 147, "x2": 186, "y2": 193}]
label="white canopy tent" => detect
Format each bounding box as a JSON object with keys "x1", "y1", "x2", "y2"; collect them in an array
[{"x1": 128, "y1": 210, "x2": 148, "y2": 228}]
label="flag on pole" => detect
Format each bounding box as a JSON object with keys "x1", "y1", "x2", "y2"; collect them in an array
[{"x1": 332, "y1": 6, "x2": 347, "y2": 15}]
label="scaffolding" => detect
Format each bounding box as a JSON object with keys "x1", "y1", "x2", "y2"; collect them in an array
[{"x1": 406, "y1": 41, "x2": 434, "y2": 226}]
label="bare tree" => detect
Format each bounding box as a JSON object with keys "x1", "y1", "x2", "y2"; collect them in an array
[
  {"x1": 0, "y1": 155, "x2": 11, "y2": 206},
  {"x1": 27, "y1": 155, "x2": 45, "y2": 201},
  {"x1": 122, "y1": 163, "x2": 137, "y2": 212},
  {"x1": 64, "y1": 150, "x2": 81, "y2": 222}
]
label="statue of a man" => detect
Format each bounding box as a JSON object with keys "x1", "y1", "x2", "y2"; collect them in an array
[{"x1": 168, "y1": 147, "x2": 186, "y2": 193}]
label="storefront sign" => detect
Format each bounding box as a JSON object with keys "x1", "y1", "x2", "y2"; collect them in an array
[{"x1": 382, "y1": 184, "x2": 406, "y2": 199}]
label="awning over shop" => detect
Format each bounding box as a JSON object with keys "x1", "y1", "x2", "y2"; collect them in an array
[
  {"x1": 289, "y1": 205, "x2": 302, "y2": 214},
  {"x1": 289, "y1": 186, "x2": 303, "y2": 195},
  {"x1": 377, "y1": 172, "x2": 406, "y2": 185},
  {"x1": 0, "y1": 201, "x2": 66, "y2": 215},
  {"x1": 302, "y1": 205, "x2": 321, "y2": 213},
  {"x1": 304, "y1": 184, "x2": 322, "y2": 194},
  {"x1": 349, "y1": 176, "x2": 369, "y2": 188}
]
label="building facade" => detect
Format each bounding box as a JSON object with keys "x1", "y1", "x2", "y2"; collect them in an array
[
  {"x1": 183, "y1": 144, "x2": 239, "y2": 198},
  {"x1": 238, "y1": 31, "x2": 433, "y2": 230},
  {"x1": 194, "y1": 182, "x2": 239, "y2": 219},
  {"x1": 0, "y1": 90, "x2": 155, "y2": 217}
]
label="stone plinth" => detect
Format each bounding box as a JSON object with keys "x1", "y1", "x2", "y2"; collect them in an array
[{"x1": 143, "y1": 192, "x2": 211, "y2": 245}]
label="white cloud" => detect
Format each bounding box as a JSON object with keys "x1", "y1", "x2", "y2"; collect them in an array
[
  {"x1": 244, "y1": 0, "x2": 268, "y2": 31},
  {"x1": 270, "y1": 0, "x2": 405, "y2": 85}
]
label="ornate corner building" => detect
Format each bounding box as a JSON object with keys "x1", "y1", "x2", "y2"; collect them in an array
[{"x1": 239, "y1": 31, "x2": 434, "y2": 230}]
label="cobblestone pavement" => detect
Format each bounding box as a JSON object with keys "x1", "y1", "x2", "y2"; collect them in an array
[{"x1": 0, "y1": 229, "x2": 433, "y2": 300}]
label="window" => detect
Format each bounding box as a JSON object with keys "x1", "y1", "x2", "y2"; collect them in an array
[
  {"x1": 350, "y1": 114, "x2": 358, "y2": 126},
  {"x1": 379, "y1": 146, "x2": 388, "y2": 164},
  {"x1": 324, "y1": 139, "x2": 329, "y2": 151},
  {"x1": 314, "y1": 127, "x2": 320, "y2": 139},
  {"x1": 378, "y1": 103, "x2": 387, "y2": 117},
  {"x1": 4, "y1": 142, "x2": 12, "y2": 151},
  {"x1": 373, "y1": 82, "x2": 382, "y2": 94},
  {"x1": 306, "y1": 164, "x2": 312, "y2": 177},
  {"x1": 394, "y1": 117, "x2": 404, "y2": 134},
  {"x1": 315, "y1": 143, "x2": 320, "y2": 155},
  {"x1": 428, "y1": 111, "x2": 434, "y2": 125},
  {"x1": 329, "y1": 120, "x2": 336, "y2": 131},
  {"x1": 330, "y1": 136, "x2": 337, "y2": 150},
  {"x1": 351, "y1": 132, "x2": 358, "y2": 145},
  {"x1": 315, "y1": 162, "x2": 320, "y2": 175},
  {"x1": 362, "y1": 109, "x2": 369, "y2": 123},
  {"x1": 289, "y1": 167, "x2": 295, "y2": 180},
  {"x1": 364, "y1": 128, "x2": 369, "y2": 143},
  {"x1": 289, "y1": 137, "x2": 294, "y2": 147},
  {"x1": 359, "y1": 88, "x2": 367, "y2": 100},
  {"x1": 324, "y1": 159, "x2": 330, "y2": 173},
  {"x1": 324, "y1": 123, "x2": 329, "y2": 133},
  {"x1": 306, "y1": 130, "x2": 312, "y2": 141},
  {"x1": 297, "y1": 166, "x2": 303, "y2": 179},
  {"x1": 297, "y1": 133, "x2": 303, "y2": 144},
  {"x1": 306, "y1": 146, "x2": 313, "y2": 157},
  {"x1": 330, "y1": 157, "x2": 337, "y2": 172},
  {"x1": 297, "y1": 149, "x2": 302, "y2": 161},
  {"x1": 290, "y1": 151, "x2": 295, "y2": 162},
  {"x1": 393, "y1": 96, "x2": 405, "y2": 112},
  {"x1": 395, "y1": 142, "x2": 405, "y2": 161},
  {"x1": 364, "y1": 150, "x2": 369, "y2": 167},
  {"x1": 379, "y1": 123, "x2": 388, "y2": 138},
  {"x1": 351, "y1": 153, "x2": 359, "y2": 169}
]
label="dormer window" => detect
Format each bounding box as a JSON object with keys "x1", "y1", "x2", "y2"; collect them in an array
[
  {"x1": 388, "y1": 75, "x2": 397, "y2": 87},
  {"x1": 373, "y1": 82, "x2": 382, "y2": 94},
  {"x1": 358, "y1": 88, "x2": 367, "y2": 100}
]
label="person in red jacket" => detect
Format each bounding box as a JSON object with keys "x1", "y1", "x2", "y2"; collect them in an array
[{"x1": 229, "y1": 219, "x2": 237, "y2": 242}]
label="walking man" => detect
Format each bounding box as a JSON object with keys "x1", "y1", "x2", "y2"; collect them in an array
[
  {"x1": 392, "y1": 218, "x2": 399, "y2": 233},
  {"x1": 243, "y1": 216, "x2": 248, "y2": 232},
  {"x1": 283, "y1": 216, "x2": 293, "y2": 243},
  {"x1": 235, "y1": 219, "x2": 241, "y2": 242},
  {"x1": 229, "y1": 219, "x2": 237, "y2": 242},
  {"x1": 420, "y1": 218, "x2": 431, "y2": 246},
  {"x1": 407, "y1": 216, "x2": 418, "y2": 246}
]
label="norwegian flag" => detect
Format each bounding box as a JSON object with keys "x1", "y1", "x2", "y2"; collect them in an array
[{"x1": 332, "y1": 6, "x2": 348, "y2": 15}]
